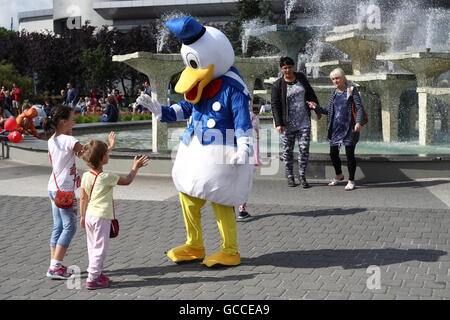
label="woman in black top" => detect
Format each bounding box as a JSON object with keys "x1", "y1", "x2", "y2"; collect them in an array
[{"x1": 101, "y1": 96, "x2": 119, "y2": 122}]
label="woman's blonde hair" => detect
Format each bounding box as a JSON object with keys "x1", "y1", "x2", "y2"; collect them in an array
[
  {"x1": 329, "y1": 67, "x2": 352, "y2": 87},
  {"x1": 81, "y1": 140, "x2": 109, "y2": 170},
  {"x1": 329, "y1": 68, "x2": 346, "y2": 80}
]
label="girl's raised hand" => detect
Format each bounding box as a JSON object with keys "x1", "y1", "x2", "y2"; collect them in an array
[
  {"x1": 108, "y1": 131, "x2": 116, "y2": 150},
  {"x1": 133, "y1": 155, "x2": 150, "y2": 169}
]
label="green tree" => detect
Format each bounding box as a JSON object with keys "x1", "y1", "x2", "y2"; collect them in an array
[
  {"x1": 0, "y1": 62, "x2": 34, "y2": 98},
  {"x1": 81, "y1": 45, "x2": 120, "y2": 93},
  {"x1": 235, "y1": 0, "x2": 273, "y2": 21},
  {"x1": 224, "y1": 0, "x2": 276, "y2": 57}
]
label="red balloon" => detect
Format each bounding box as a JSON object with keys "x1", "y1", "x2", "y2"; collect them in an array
[
  {"x1": 8, "y1": 131, "x2": 23, "y2": 143},
  {"x1": 4, "y1": 118, "x2": 17, "y2": 131}
]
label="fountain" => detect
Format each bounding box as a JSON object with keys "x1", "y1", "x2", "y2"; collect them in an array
[
  {"x1": 113, "y1": 1, "x2": 450, "y2": 171},
  {"x1": 242, "y1": 1, "x2": 331, "y2": 69},
  {"x1": 112, "y1": 52, "x2": 184, "y2": 153},
  {"x1": 376, "y1": 4, "x2": 450, "y2": 145},
  {"x1": 325, "y1": 24, "x2": 388, "y2": 75},
  {"x1": 6, "y1": 1, "x2": 450, "y2": 183},
  {"x1": 322, "y1": 21, "x2": 419, "y2": 143},
  {"x1": 112, "y1": 52, "x2": 278, "y2": 152},
  {"x1": 376, "y1": 51, "x2": 450, "y2": 145},
  {"x1": 244, "y1": 24, "x2": 328, "y2": 65}
]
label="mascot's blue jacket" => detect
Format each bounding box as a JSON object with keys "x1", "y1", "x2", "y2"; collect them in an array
[{"x1": 160, "y1": 67, "x2": 253, "y2": 147}]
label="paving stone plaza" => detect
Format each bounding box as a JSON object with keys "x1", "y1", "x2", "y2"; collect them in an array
[{"x1": 0, "y1": 161, "x2": 449, "y2": 300}]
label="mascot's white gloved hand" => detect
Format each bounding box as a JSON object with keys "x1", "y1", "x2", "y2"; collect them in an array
[
  {"x1": 230, "y1": 137, "x2": 252, "y2": 166},
  {"x1": 136, "y1": 93, "x2": 162, "y2": 119}
]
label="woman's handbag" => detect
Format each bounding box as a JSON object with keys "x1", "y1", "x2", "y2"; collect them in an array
[
  {"x1": 352, "y1": 103, "x2": 369, "y2": 126},
  {"x1": 348, "y1": 87, "x2": 368, "y2": 126},
  {"x1": 49, "y1": 154, "x2": 75, "y2": 209},
  {"x1": 110, "y1": 213, "x2": 119, "y2": 238},
  {"x1": 89, "y1": 171, "x2": 119, "y2": 238}
]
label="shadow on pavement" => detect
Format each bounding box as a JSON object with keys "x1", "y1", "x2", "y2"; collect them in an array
[
  {"x1": 105, "y1": 262, "x2": 259, "y2": 289},
  {"x1": 357, "y1": 180, "x2": 450, "y2": 189},
  {"x1": 247, "y1": 207, "x2": 367, "y2": 221},
  {"x1": 109, "y1": 273, "x2": 258, "y2": 289},
  {"x1": 242, "y1": 248, "x2": 447, "y2": 269}
]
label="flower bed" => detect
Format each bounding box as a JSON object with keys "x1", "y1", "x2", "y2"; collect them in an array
[{"x1": 75, "y1": 111, "x2": 152, "y2": 124}]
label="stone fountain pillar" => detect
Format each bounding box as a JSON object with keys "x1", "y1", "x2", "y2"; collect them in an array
[
  {"x1": 235, "y1": 57, "x2": 279, "y2": 99},
  {"x1": 305, "y1": 60, "x2": 353, "y2": 78},
  {"x1": 245, "y1": 25, "x2": 329, "y2": 69},
  {"x1": 325, "y1": 24, "x2": 387, "y2": 75},
  {"x1": 416, "y1": 87, "x2": 450, "y2": 144},
  {"x1": 347, "y1": 73, "x2": 416, "y2": 142},
  {"x1": 113, "y1": 52, "x2": 184, "y2": 153},
  {"x1": 377, "y1": 51, "x2": 450, "y2": 145}
]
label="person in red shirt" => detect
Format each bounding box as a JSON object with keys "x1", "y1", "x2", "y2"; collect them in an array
[
  {"x1": 11, "y1": 83, "x2": 21, "y2": 115},
  {"x1": 114, "y1": 90, "x2": 123, "y2": 108},
  {"x1": 0, "y1": 86, "x2": 6, "y2": 110}
]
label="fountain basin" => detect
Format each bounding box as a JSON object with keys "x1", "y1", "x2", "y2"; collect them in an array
[
  {"x1": 325, "y1": 24, "x2": 388, "y2": 75},
  {"x1": 5, "y1": 129, "x2": 450, "y2": 182},
  {"x1": 305, "y1": 60, "x2": 352, "y2": 76},
  {"x1": 417, "y1": 87, "x2": 450, "y2": 105},
  {"x1": 376, "y1": 51, "x2": 450, "y2": 87},
  {"x1": 246, "y1": 24, "x2": 331, "y2": 61},
  {"x1": 348, "y1": 73, "x2": 416, "y2": 143}
]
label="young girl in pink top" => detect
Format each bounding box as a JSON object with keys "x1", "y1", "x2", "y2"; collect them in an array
[{"x1": 80, "y1": 140, "x2": 149, "y2": 289}]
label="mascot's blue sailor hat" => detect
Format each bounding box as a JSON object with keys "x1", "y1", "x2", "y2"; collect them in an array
[
  {"x1": 165, "y1": 16, "x2": 206, "y2": 45},
  {"x1": 165, "y1": 16, "x2": 252, "y2": 101}
]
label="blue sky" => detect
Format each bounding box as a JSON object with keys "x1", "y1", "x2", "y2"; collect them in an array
[{"x1": 0, "y1": 0, "x2": 52, "y2": 30}]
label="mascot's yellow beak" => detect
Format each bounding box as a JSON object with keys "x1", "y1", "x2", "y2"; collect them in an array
[{"x1": 175, "y1": 64, "x2": 214, "y2": 104}]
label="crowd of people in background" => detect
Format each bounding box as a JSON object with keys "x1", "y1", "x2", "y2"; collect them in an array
[{"x1": 0, "y1": 80, "x2": 155, "y2": 133}]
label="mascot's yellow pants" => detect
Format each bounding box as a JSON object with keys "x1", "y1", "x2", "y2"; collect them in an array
[{"x1": 167, "y1": 192, "x2": 240, "y2": 267}]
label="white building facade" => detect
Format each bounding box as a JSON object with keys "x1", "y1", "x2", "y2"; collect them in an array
[{"x1": 19, "y1": 0, "x2": 283, "y2": 33}]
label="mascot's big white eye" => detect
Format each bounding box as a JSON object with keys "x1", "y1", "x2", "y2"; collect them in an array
[{"x1": 186, "y1": 53, "x2": 200, "y2": 69}]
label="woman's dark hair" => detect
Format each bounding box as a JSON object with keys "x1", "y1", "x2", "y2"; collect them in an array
[
  {"x1": 279, "y1": 56, "x2": 295, "y2": 68},
  {"x1": 107, "y1": 95, "x2": 116, "y2": 105},
  {"x1": 42, "y1": 105, "x2": 73, "y2": 138}
]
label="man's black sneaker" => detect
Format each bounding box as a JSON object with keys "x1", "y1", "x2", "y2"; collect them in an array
[
  {"x1": 287, "y1": 177, "x2": 296, "y2": 187},
  {"x1": 300, "y1": 178, "x2": 311, "y2": 189},
  {"x1": 238, "y1": 211, "x2": 252, "y2": 220}
]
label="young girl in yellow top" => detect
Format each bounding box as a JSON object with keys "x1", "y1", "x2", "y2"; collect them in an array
[{"x1": 80, "y1": 140, "x2": 149, "y2": 289}]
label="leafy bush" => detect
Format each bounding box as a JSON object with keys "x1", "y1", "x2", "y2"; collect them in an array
[
  {"x1": 75, "y1": 112, "x2": 151, "y2": 124},
  {"x1": 119, "y1": 114, "x2": 133, "y2": 121},
  {"x1": 75, "y1": 114, "x2": 101, "y2": 124},
  {"x1": 0, "y1": 62, "x2": 34, "y2": 98}
]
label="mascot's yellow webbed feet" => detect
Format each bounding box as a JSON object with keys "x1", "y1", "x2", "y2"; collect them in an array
[
  {"x1": 202, "y1": 252, "x2": 241, "y2": 268},
  {"x1": 167, "y1": 245, "x2": 205, "y2": 263}
]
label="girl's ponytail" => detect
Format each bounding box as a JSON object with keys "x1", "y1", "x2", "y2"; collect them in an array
[{"x1": 43, "y1": 105, "x2": 73, "y2": 138}]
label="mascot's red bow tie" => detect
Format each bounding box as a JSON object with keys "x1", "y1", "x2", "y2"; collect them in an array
[{"x1": 202, "y1": 79, "x2": 223, "y2": 99}]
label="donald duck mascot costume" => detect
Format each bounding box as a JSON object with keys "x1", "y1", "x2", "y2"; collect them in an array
[{"x1": 137, "y1": 16, "x2": 254, "y2": 267}]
